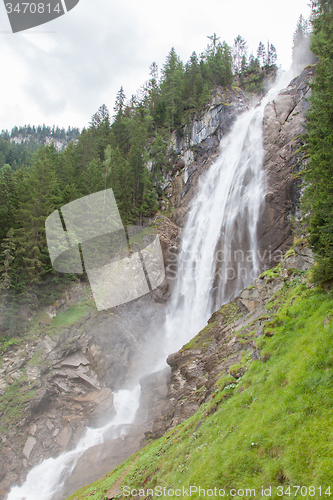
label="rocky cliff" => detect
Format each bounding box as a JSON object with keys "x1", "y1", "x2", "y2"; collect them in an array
[
  {"x1": 163, "y1": 86, "x2": 250, "y2": 228},
  {"x1": 257, "y1": 66, "x2": 314, "y2": 270},
  {"x1": 166, "y1": 67, "x2": 313, "y2": 274}
]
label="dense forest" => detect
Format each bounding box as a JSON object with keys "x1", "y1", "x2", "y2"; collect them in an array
[
  {"x1": 0, "y1": 34, "x2": 279, "y2": 306},
  {"x1": 0, "y1": 125, "x2": 80, "y2": 171},
  {"x1": 302, "y1": 0, "x2": 333, "y2": 284}
]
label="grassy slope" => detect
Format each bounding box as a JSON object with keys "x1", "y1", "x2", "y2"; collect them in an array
[{"x1": 67, "y1": 273, "x2": 333, "y2": 500}]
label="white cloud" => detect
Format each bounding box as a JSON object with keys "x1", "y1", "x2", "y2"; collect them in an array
[{"x1": 0, "y1": 0, "x2": 312, "y2": 131}]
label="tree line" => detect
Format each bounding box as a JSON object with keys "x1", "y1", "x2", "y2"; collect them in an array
[{"x1": 302, "y1": 0, "x2": 333, "y2": 284}]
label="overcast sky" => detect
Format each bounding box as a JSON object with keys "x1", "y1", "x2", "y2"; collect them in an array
[{"x1": 0, "y1": 0, "x2": 312, "y2": 132}]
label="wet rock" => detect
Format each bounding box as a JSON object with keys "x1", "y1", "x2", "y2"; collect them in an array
[
  {"x1": 61, "y1": 352, "x2": 90, "y2": 368},
  {"x1": 57, "y1": 427, "x2": 72, "y2": 451},
  {"x1": 258, "y1": 66, "x2": 315, "y2": 270},
  {"x1": 166, "y1": 86, "x2": 249, "y2": 228}
]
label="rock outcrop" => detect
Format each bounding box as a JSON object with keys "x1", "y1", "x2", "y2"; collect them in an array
[
  {"x1": 164, "y1": 86, "x2": 250, "y2": 228},
  {"x1": 257, "y1": 66, "x2": 314, "y2": 270},
  {"x1": 146, "y1": 244, "x2": 314, "y2": 440},
  {"x1": 60, "y1": 367, "x2": 171, "y2": 500},
  {"x1": 0, "y1": 216, "x2": 179, "y2": 499}
]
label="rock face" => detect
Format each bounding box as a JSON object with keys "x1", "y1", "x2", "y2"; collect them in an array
[
  {"x1": 164, "y1": 86, "x2": 250, "y2": 228},
  {"x1": 165, "y1": 68, "x2": 313, "y2": 274},
  {"x1": 60, "y1": 367, "x2": 171, "y2": 500},
  {"x1": 257, "y1": 66, "x2": 314, "y2": 270},
  {"x1": 147, "y1": 245, "x2": 314, "y2": 440}
]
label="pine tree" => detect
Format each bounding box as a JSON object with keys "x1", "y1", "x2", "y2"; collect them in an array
[
  {"x1": 0, "y1": 165, "x2": 19, "y2": 243},
  {"x1": 161, "y1": 48, "x2": 184, "y2": 130},
  {"x1": 14, "y1": 146, "x2": 61, "y2": 284},
  {"x1": 292, "y1": 14, "x2": 316, "y2": 75},
  {"x1": 267, "y1": 44, "x2": 278, "y2": 66},
  {"x1": 302, "y1": 0, "x2": 333, "y2": 283},
  {"x1": 233, "y1": 35, "x2": 247, "y2": 73},
  {"x1": 207, "y1": 33, "x2": 220, "y2": 55},
  {"x1": 257, "y1": 41, "x2": 266, "y2": 68},
  {"x1": 0, "y1": 228, "x2": 15, "y2": 290}
]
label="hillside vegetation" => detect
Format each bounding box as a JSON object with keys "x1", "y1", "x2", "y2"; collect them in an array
[
  {"x1": 66, "y1": 263, "x2": 333, "y2": 500},
  {"x1": 302, "y1": 0, "x2": 333, "y2": 284}
]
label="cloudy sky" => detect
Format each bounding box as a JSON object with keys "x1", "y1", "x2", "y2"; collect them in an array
[{"x1": 0, "y1": 0, "x2": 312, "y2": 132}]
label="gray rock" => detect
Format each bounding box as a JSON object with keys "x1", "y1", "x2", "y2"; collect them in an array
[
  {"x1": 22, "y1": 437, "x2": 36, "y2": 459},
  {"x1": 28, "y1": 424, "x2": 37, "y2": 436},
  {"x1": 257, "y1": 66, "x2": 315, "y2": 270},
  {"x1": 57, "y1": 427, "x2": 72, "y2": 451},
  {"x1": 61, "y1": 353, "x2": 90, "y2": 368}
]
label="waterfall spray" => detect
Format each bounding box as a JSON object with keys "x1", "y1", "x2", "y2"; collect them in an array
[{"x1": 163, "y1": 72, "x2": 292, "y2": 355}]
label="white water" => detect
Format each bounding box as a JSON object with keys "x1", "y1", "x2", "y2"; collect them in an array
[
  {"x1": 163, "y1": 72, "x2": 292, "y2": 354},
  {"x1": 7, "y1": 72, "x2": 291, "y2": 500},
  {"x1": 7, "y1": 386, "x2": 141, "y2": 500}
]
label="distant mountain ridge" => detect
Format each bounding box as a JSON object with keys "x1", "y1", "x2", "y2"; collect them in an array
[
  {"x1": 1, "y1": 124, "x2": 80, "y2": 148},
  {"x1": 0, "y1": 125, "x2": 80, "y2": 170}
]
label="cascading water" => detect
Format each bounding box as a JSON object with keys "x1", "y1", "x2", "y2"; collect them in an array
[
  {"x1": 7, "y1": 386, "x2": 141, "y2": 500},
  {"x1": 163, "y1": 71, "x2": 291, "y2": 354},
  {"x1": 7, "y1": 72, "x2": 291, "y2": 500}
]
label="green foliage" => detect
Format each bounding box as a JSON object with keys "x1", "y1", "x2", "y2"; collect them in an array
[
  {"x1": 66, "y1": 279, "x2": 333, "y2": 500},
  {"x1": 302, "y1": 0, "x2": 333, "y2": 284}
]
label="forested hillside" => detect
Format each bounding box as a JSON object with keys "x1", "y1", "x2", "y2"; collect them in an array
[
  {"x1": 0, "y1": 35, "x2": 278, "y2": 309},
  {"x1": 302, "y1": 0, "x2": 333, "y2": 284},
  {"x1": 0, "y1": 125, "x2": 80, "y2": 171}
]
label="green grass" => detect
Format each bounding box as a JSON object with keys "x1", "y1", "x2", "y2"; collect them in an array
[
  {"x1": 66, "y1": 277, "x2": 333, "y2": 500},
  {"x1": 0, "y1": 297, "x2": 94, "y2": 433},
  {"x1": 51, "y1": 302, "x2": 91, "y2": 328}
]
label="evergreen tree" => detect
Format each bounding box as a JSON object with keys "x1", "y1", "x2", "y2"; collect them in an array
[
  {"x1": 208, "y1": 42, "x2": 233, "y2": 86},
  {"x1": 112, "y1": 88, "x2": 130, "y2": 154},
  {"x1": 13, "y1": 146, "x2": 61, "y2": 284},
  {"x1": 207, "y1": 33, "x2": 220, "y2": 55},
  {"x1": 302, "y1": 0, "x2": 333, "y2": 283},
  {"x1": 257, "y1": 41, "x2": 266, "y2": 68},
  {"x1": 292, "y1": 14, "x2": 316, "y2": 75},
  {"x1": 267, "y1": 44, "x2": 278, "y2": 66},
  {"x1": 232, "y1": 35, "x2": 247, "y2": 73},
  {"x1": 161, "y1": 48, "x2": 184, "y2": 129},
  {"x1": 0, "y1": 165, "x2": 19, "y2": 243},
  {"x1": 0, "y1": 228, "x2": 15, "y2": 290}
]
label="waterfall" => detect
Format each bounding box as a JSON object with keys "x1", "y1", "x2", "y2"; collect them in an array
[
  {"x1": 7, "y1": 72, "x2": 291, "y2": 500},
  {"x1": 7, "y1": 386, "x2": 141, "y2": 500},
  {"x1": 163, "y1": 72, "x2": 292, "y2": 354}
]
